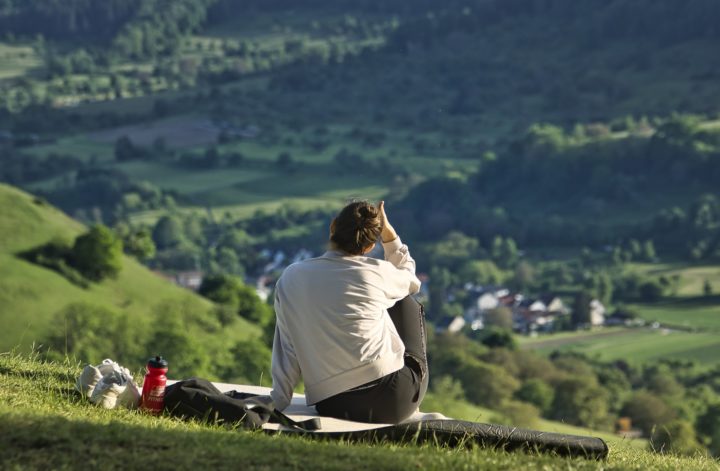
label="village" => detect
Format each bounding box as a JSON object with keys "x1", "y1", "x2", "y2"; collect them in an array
[{"x1": 156, "y1": 247, "x2": 645, "y2": 338}]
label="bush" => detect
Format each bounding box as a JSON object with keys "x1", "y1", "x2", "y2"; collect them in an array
[
  {"x1": 71, "y1": 225, "x2": 123, "y2": 281},
  {"x1": 459, "y1": 362, "x2": 520, "y2": 408},
  {"x1": 515, "y1": 379, "x2": 555, "y2": 414},
  {"x1": 222, "y1": 338, "x2": 272, "y2": 385},
  {"x1": 550, "y1": 377, "x2": 611, "y2": 429},
  {"x1": 476, "y1": 327, "x2": 517, "y2": 350},
  {"x1": 44, "y1": 302, "x2": 138, "y2": 364},
  {"x1": 639, "y1": 280, "x2": 665, "y2": 302},
  {"x1": 499, "y1": 400, "x2": 540, "y2": 428},
  {"x1": 621, "y1": 391, "x2": 677, "y2": 436},
  {"x1": 145, "y1": 314, "x2": 211, "y2": 379},
  {"x1": 199, "y1": 274, "x2": 273, "y2": 326}
]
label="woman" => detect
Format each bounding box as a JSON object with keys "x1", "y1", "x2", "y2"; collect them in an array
[{"x1": 270, "y1": 200, "x2": 429, "y2": 423}]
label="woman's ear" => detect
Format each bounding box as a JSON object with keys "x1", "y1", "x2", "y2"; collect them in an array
[{"x1": 329, "y1": 219, "x2": 336, "y2": 238}]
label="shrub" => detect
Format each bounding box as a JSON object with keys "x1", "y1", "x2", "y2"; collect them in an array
[
  {"x1": 500, "y1": 400, "x2": 540, "y2": 428},
  {"x1": 459, "y1": 362, "x2": 520, "y2": 408},
  {"x1": 19, "y1": 238, "x2": 89, "y2": 288},
  {"x1": 621, "y1": 391, "x2": 677, "y2": 436},
  {"x1": 477, "y1": 327, "x2": 517, "y2": 350},
  {"x1": 44, "y1": 302, "x2": 138, "y2": 364},
  {"x1": 71, "y1": 225, "x2": 123, "y2": 281},
  {"x1": 550, "y1": 377, "x2": 611, "y2": 430},
  {"x1": 515, "y1": 379, "x2": 555, "y2": 414},
  {"x1": 223, "y1": 338, "x2": 272, "y2": 385},
  {"x1": 199, "y1": 274, "x2": 273, "y2": 326}
]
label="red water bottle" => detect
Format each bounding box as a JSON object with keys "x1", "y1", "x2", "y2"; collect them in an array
[{"x1": 141, "y1": 356, "x2": 168, "y2": 414}]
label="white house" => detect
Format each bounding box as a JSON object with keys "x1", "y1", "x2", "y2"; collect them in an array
[{"x1": 590, "y1": 299, "x2": 606, "y2": 326}]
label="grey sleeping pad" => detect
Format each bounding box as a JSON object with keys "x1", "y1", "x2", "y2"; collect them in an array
[{"x1": 269, "y1": 419, "x2": 609, "y2": 460}]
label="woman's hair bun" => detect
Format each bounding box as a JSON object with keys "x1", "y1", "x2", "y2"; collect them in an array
[{"x1": 331, "y1": 201, "x2": 383, "y2": 255}]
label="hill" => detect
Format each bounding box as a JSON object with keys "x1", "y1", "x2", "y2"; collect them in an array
[
  {"x1": 0, "y1": 183, "x2": 262, "y2": 379},
  {"x1": 5, "y1": 354, "x2": 718, "y2": 471}
]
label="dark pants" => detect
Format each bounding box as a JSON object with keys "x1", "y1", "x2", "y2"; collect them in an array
[{"x1": 315, "y1": 296, "x2": 429, "y2": 424}]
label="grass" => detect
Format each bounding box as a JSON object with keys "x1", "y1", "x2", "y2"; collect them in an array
[
  {"x1": 519, "y1": 327, "x2": 720, "y2": 367},
  {"x1": 629, "y1": 263, "x2": 720, "y2": 297},
  {"x1": 0, "y1": 184, "x2": 260, "y2": 355},
  {"x1": 0, "y1": 42, "x2": 42, "y2": 80},
  {"x1": 629, "y1": 297, "x2": 720, "y2": 331},
  {"x1": 3, "y1": 354, "x2": 718, "y2": 470},
  {"x1": 22, "y1": 135, "x2": 114, "y2": 162}
]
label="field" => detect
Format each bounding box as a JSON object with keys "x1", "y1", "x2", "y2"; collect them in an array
[
  {"x1": 519, "y1": 327, "x2": 720, "y2": 367},
  {"x1": 5, "y1": 354, "x2": 716, "y2": 471},
  {"x1": 630, "y1": 263, "x2": 720, "y2": 297},
  {"x1": 0, "y1": 43, "x2": 41, "y2": 80},
  {"x1": 630, "y1": 297, "x2": 720, "y2": 331},
  {"x1": 622, "y1": 263, "x2": 720, "y2": 331}
]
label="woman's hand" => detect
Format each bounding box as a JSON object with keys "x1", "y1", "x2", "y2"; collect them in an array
[{"x1": 379, "y1": 201, "x2": 398, "y2": 243}]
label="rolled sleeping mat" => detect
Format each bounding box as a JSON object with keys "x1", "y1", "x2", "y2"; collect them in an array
[{"x1": 274, "y1": 419, "x2": 610, "y2": 460}]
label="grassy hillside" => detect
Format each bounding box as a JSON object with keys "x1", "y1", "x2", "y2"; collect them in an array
[
  {"x1": 0, "y1": 183, "x2": 261, "y2": 360},
  {"x1": 4, "y1": 354, "x2": 717, "y2": 471}
]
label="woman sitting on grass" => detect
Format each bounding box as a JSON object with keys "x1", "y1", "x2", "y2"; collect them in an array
[{"x1": 270, "y1": 200, "x2": 428, "y2": 423}]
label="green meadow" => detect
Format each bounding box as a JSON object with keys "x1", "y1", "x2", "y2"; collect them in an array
[{"x1": 4, "y1": 354, "x2": 716, "y2": 471}]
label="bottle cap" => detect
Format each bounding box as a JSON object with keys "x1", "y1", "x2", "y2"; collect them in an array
[{"x1": 147, "y1": 355, "x2": 168, "y2": 369}]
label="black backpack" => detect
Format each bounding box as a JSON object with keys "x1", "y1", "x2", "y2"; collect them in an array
[{"x1": 164, "y1": 378, "x2": 320, "y2": 431}]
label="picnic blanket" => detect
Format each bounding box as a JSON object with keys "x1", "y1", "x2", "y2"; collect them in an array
[{"x1": 167, "y1": 381, "x2": 609, "y2": 459}]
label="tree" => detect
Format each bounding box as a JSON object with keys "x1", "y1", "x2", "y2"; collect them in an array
[
  {"x1": 199, "y1": 274, "x2": 243, "y2": 306},
  {"x1": 115, "y1": 135, "x2": 138, "y2": 162},
  {"x1": 621, "y1": 391, "x2": 676, "y2": 436},
  {"x1": 122, "y1": 228, "x2": 156, "y2": 260},
  {"x1": 145, "y1": 314, "x2": 211, "y2": 379},
  {"x1": 500, "y1": 400, "x2": 540, "y2": 428},
  {"x1": 71, "y1": 225, "x2": 123, "y2": 281},
  {"x1": 421, "y1": 375, "x2": 466, "y2": 416},
  {"x1": 571, "y1": 291, "x2": 592, "y2": 327},
  {"x1": 152, "y1": 216, "x2": 185, "y2": 250},
  {"x1": 235, "y1": 283, "x2": 273, "y2": 326},
  {"x1": 428, "y1": 267, "x2": 452, "y2": 321},
  {"x1": 513, "y1": 261, "x2": 535, "y2": 291},
  {"x1": 639, "y1": 280, "x2": 664, "y2": 302},
  {"x1": 550, "y1": 377, "x2": 610, "y2": 429},
  {"x1": 477, "y1": 327, "x2": 517, "y2": 350},
  {"x1": 596, "y1": 272, "x2": 614, "y2": 306},
  {"x1": 222, "y1": 338, "x2": 272, "y2": 385},
  {"x1": 459, "y1": 362, "x2": 520, "y2": 408},
  {"x1": 458, "y1": 260, "x2": 503, "y2": 286},
  {"x1": 491, "y1": 236, "x2": 519, "y2": 269},
  {"x1": 198, "y1": 274, "x2": 273, "y2": 326},
  {"x1": 515, "y1": 379, "x2": 555, "y2": 414},
  {"x1": 643, "y1": 240, "x2": 657, "y2": 261}
]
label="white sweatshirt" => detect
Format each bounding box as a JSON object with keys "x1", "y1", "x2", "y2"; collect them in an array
[{"x1": 270, "y1": 237, "x2": 421, "y2": 410}]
